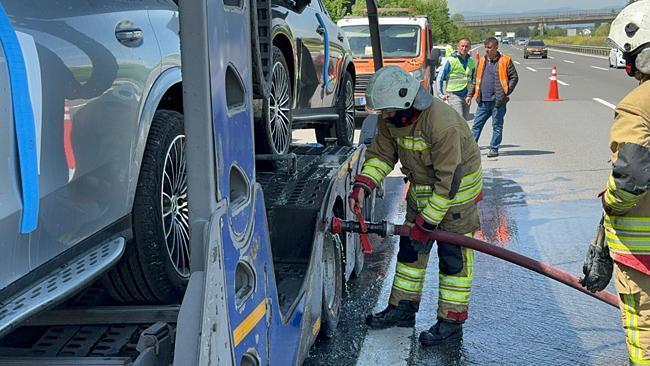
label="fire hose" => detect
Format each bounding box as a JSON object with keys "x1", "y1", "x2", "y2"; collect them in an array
[{"x1": 330, "y1": 218, "x2": 618, "y2": 309}]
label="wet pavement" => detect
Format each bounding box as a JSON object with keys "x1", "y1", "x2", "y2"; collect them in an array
[
  {"x1": 306, "y1": 174, "x2": 627, "y2": 366},
  {"x1": 303, "y1": 45, "x2": 635, "y2": 365}
]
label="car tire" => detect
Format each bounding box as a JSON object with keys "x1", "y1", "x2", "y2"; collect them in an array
[
  {"x1": 255, "y1": 46, "x2": 293, "y2": 156},
  {"x1": 103, "y1": 110, "x2": 189, "y2": 304},
  {"x1": 315, "y1": 71, "x2": 356, "y2": 146},
  {"x1": 319, "y1": 233, "x2": 343, "y2": 339}
]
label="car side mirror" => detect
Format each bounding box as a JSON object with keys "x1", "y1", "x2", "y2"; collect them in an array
[
  {"x1": 428, "y1": 48, "x2": 441, "y2": 68},
  {"x1": 294, "y1": 0, "x2": 310, "y2": 13}
]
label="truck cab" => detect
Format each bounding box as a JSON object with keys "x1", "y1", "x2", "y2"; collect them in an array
[{"x1": 337, "y1": 16, "x2": 433, "y2": 117}]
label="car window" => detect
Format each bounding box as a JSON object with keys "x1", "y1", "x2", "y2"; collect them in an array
[
  {"x1": 527, "y1": 41, "x2": 545, "y2": 46},
  {"x1": 316, "y1": 0, "x2": 328, "y2": 14},
  {"x1": 340, "y1": 24, "x2": 421, "y2": 58},
  {"x1": 307, "y1": 0, "x2": 319, "y2": 11}
]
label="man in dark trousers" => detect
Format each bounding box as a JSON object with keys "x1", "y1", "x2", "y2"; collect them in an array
[{"x1": 467, "y1": 37, "x2": 518, "y2": 158}]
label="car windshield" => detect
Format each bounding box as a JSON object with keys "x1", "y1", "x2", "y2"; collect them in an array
[
  {"x1": 528, "y1": 41, "x2": 545, "y2": 46},
  {"x1": 341, "y1": 24, "x2": 421, "y2": 58}
]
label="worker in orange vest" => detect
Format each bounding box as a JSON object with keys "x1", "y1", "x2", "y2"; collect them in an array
[{"x1": 467, "y1": 37, "x2": 518, "y2": 158}]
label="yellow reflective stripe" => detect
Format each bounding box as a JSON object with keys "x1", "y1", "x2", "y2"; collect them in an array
[
  {"x1": 606, "y1": 175, "x2": 642, "y2": 210},
  {"x1": 605, "y1": 216, "x2": 650, "y2": 232},
  {"x1": 440, "y1": 276, "x2": 472, "y2": 288},
  {"x1": 452, "y1": 180, "x2": 483, "y2": 206},
  {"x1": 439, "y1": 289, "x2": 470, "y2": 304},
  {"x1": 623, "y1": 293, "x2": 643, "y2": 362},
  {"x1": 609, "y1": 176, "x2": 639, "y2": 200},
  {"x1": 412, "y1": 184, "x2": 433, "y2": 193},
  {"x1": 466, "y1": 248, "x2": 475, "y2": 278},
  {"x1": 365, "y1": 157, "x2": 393, "y2": 176},
  {"x1": 459, "y1": 169, "x2": 482, "y2": 189},
  {"x1": 422, "y1": 193, "x2": 452, "y2": 224},
  {"x1": 361, "y1": 158, "x2": 393, "y2": 185},
  {"x1": 396, "y1": 262, "x2": 426, "y2": 279},
  {"x1": 395, "y1": 136, "x2": 431, "y2": 151},
  {"x1": 393, "y1": 277, "x2": 424, "y2": 293}
]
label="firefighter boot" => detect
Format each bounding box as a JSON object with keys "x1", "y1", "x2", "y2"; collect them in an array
[
  {"x1": 365, "y1": 300, "x2": 417, "y2": 329},
  {"x1": 418, "y1": 319, "x2": 463, "y2": 346}
]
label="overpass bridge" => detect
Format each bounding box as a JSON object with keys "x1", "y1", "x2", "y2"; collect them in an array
[{"x1": 456, "y1": 9, "x2": 620, "y2": 34}]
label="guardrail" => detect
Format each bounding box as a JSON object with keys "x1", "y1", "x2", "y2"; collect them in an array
[
  {"x1": 546, "y1": 44, "x2": 610, "y2": 56},
  {"x1": 463, "y1": 8, "x2": 621, "y2": 21}
]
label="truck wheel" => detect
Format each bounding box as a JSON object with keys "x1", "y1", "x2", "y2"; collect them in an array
[
  {"x1": 315, "y1": 71, "x2": 355, "y2": 146},
  {"x1": 255, "y1": 46, "x2": 292, "y2": 155},
  {"x1": 103, "y1": 110, "x2": 189, "y2": 304},
  {"x1": 320, "y1": 234, "x2": 343, "y2": 339},
  {"x1": 351, "y1": 189, "x2": 375, "y2": 277}
]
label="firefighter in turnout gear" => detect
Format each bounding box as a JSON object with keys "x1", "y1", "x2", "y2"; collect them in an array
[
  {"x1": 580, "y1": 1, "x2": 650, "y2": 364},
  {"x1": 348, "y1": 65, "x2": 483, "y2": 346}
]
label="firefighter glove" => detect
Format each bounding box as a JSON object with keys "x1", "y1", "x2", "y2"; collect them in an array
[
  {"x1": 579, "y1": 216, "x2": 613, "y2": 293},
  {"x1": 349, "y1": 175, "x2": 376, "y2": 211},
  {"x1": 410, "y1": 214, "x2": 437, "y2": 250}
]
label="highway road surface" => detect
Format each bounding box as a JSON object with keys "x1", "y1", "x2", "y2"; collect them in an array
[{"x1": 297, "y1": 44, "x2": 639, "y2": 366}]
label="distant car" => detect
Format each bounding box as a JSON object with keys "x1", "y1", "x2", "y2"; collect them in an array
[
  {"x1": 518, "y1": 39, "x2": 527, "y2": 46},
  {"x1": 524, "y1": 40, "x2": 548, "y2": 59},
  {"x1": 609, "y1": 48, "x2": 626, "y2": 68}
]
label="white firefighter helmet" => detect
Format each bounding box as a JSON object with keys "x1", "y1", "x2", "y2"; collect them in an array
[
  {"x1": 608, "y1": 0, "x2": 650, "y2": 74},
  {"x1": 365, "y1": 66, "x2": 432, "y2": 111}
]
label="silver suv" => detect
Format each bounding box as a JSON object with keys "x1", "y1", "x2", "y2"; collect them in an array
[{"x1": 0, "y1": 0, "x2": 187, "y2": 309}]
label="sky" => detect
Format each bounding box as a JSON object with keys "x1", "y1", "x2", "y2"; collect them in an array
[{"x1": 447, "y1": 0, "x2": 627, "y2": 15}]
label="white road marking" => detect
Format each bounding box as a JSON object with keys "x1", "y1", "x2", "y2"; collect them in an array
[
  {"x1": 593, "y1": 98, "x2": 616, "y2": 110},
  {"x1": 356, "y1": 328, "x2": 411, "y2": 366},
  {"x1": 356, "y1": 241, "x2": 410, "y2": 366},
  {"x1": 591, "y1": 65, "x2": 609, "y2": 71},
  {"x1": 557, "y1": 80, "x2": 569, "y2": 86},
  {"x1": 526, "y1": 67, "x2": 537, "y2": 72},
  {"x1": 563, "y1": 60, "x2": 575, "y2": 64},
  {"x1": 548, "y1": 56, "x2": 555, "y2": 59},
  {"x1": 513, "y1": 60, "x2": 520, "y2": 65}
]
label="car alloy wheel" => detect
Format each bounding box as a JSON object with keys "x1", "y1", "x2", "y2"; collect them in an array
[
  {"x1": 268, "y1": 55, "x2": 291, "y2": 154},
  {"x1": 161, "y1": 134, "x2": 190, "y2": 277},
  {"x1": 343, "y1": 78, "x2": 355, "y2": 145}
]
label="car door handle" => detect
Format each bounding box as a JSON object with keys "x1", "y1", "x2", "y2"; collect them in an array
[
  {"x1": 115, "y1": 29, "x2": 143, "y2": 43},
  {"x1": 316, "y1": 26, "x2": 325, "y2": 36},
  {"x1": 337, "y1": 33, "x2": 344, "y2": 41}
]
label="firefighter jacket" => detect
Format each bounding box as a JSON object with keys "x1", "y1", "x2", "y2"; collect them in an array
[
  {"x1": 603, "y1": 79, "x2": 650, "y2": 274},
  {"x1": 467, "y1": 52, "x2": 519, "y2": 107},
  {"x1": 360, "y1": 98, "x2": 483, "y2": 233}
]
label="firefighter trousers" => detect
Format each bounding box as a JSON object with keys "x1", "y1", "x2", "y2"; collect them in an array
[
  {"x1": 388, "y1": 233, "x2": 475, "y2": 322},
  {"x1": 614, "y1": 262, "x2": 650, "y2": 365}
]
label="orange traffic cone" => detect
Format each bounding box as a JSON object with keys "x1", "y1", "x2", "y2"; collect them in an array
[{"x1": 545, "y1": 66, "x2": 562, "y2": 101}]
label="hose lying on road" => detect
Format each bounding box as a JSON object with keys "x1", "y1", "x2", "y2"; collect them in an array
[{"x1": 331, "y1": 218, "x2": 619, "y2": 308}]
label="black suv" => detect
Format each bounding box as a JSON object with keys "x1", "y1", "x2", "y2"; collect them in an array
[{"x1": 254, "y1": 0, "x2": 356, "y2": 155}]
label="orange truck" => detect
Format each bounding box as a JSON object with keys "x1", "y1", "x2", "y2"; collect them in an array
[{"x1": 337, "y1": 16, "x2": 435, "y2": 117}]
